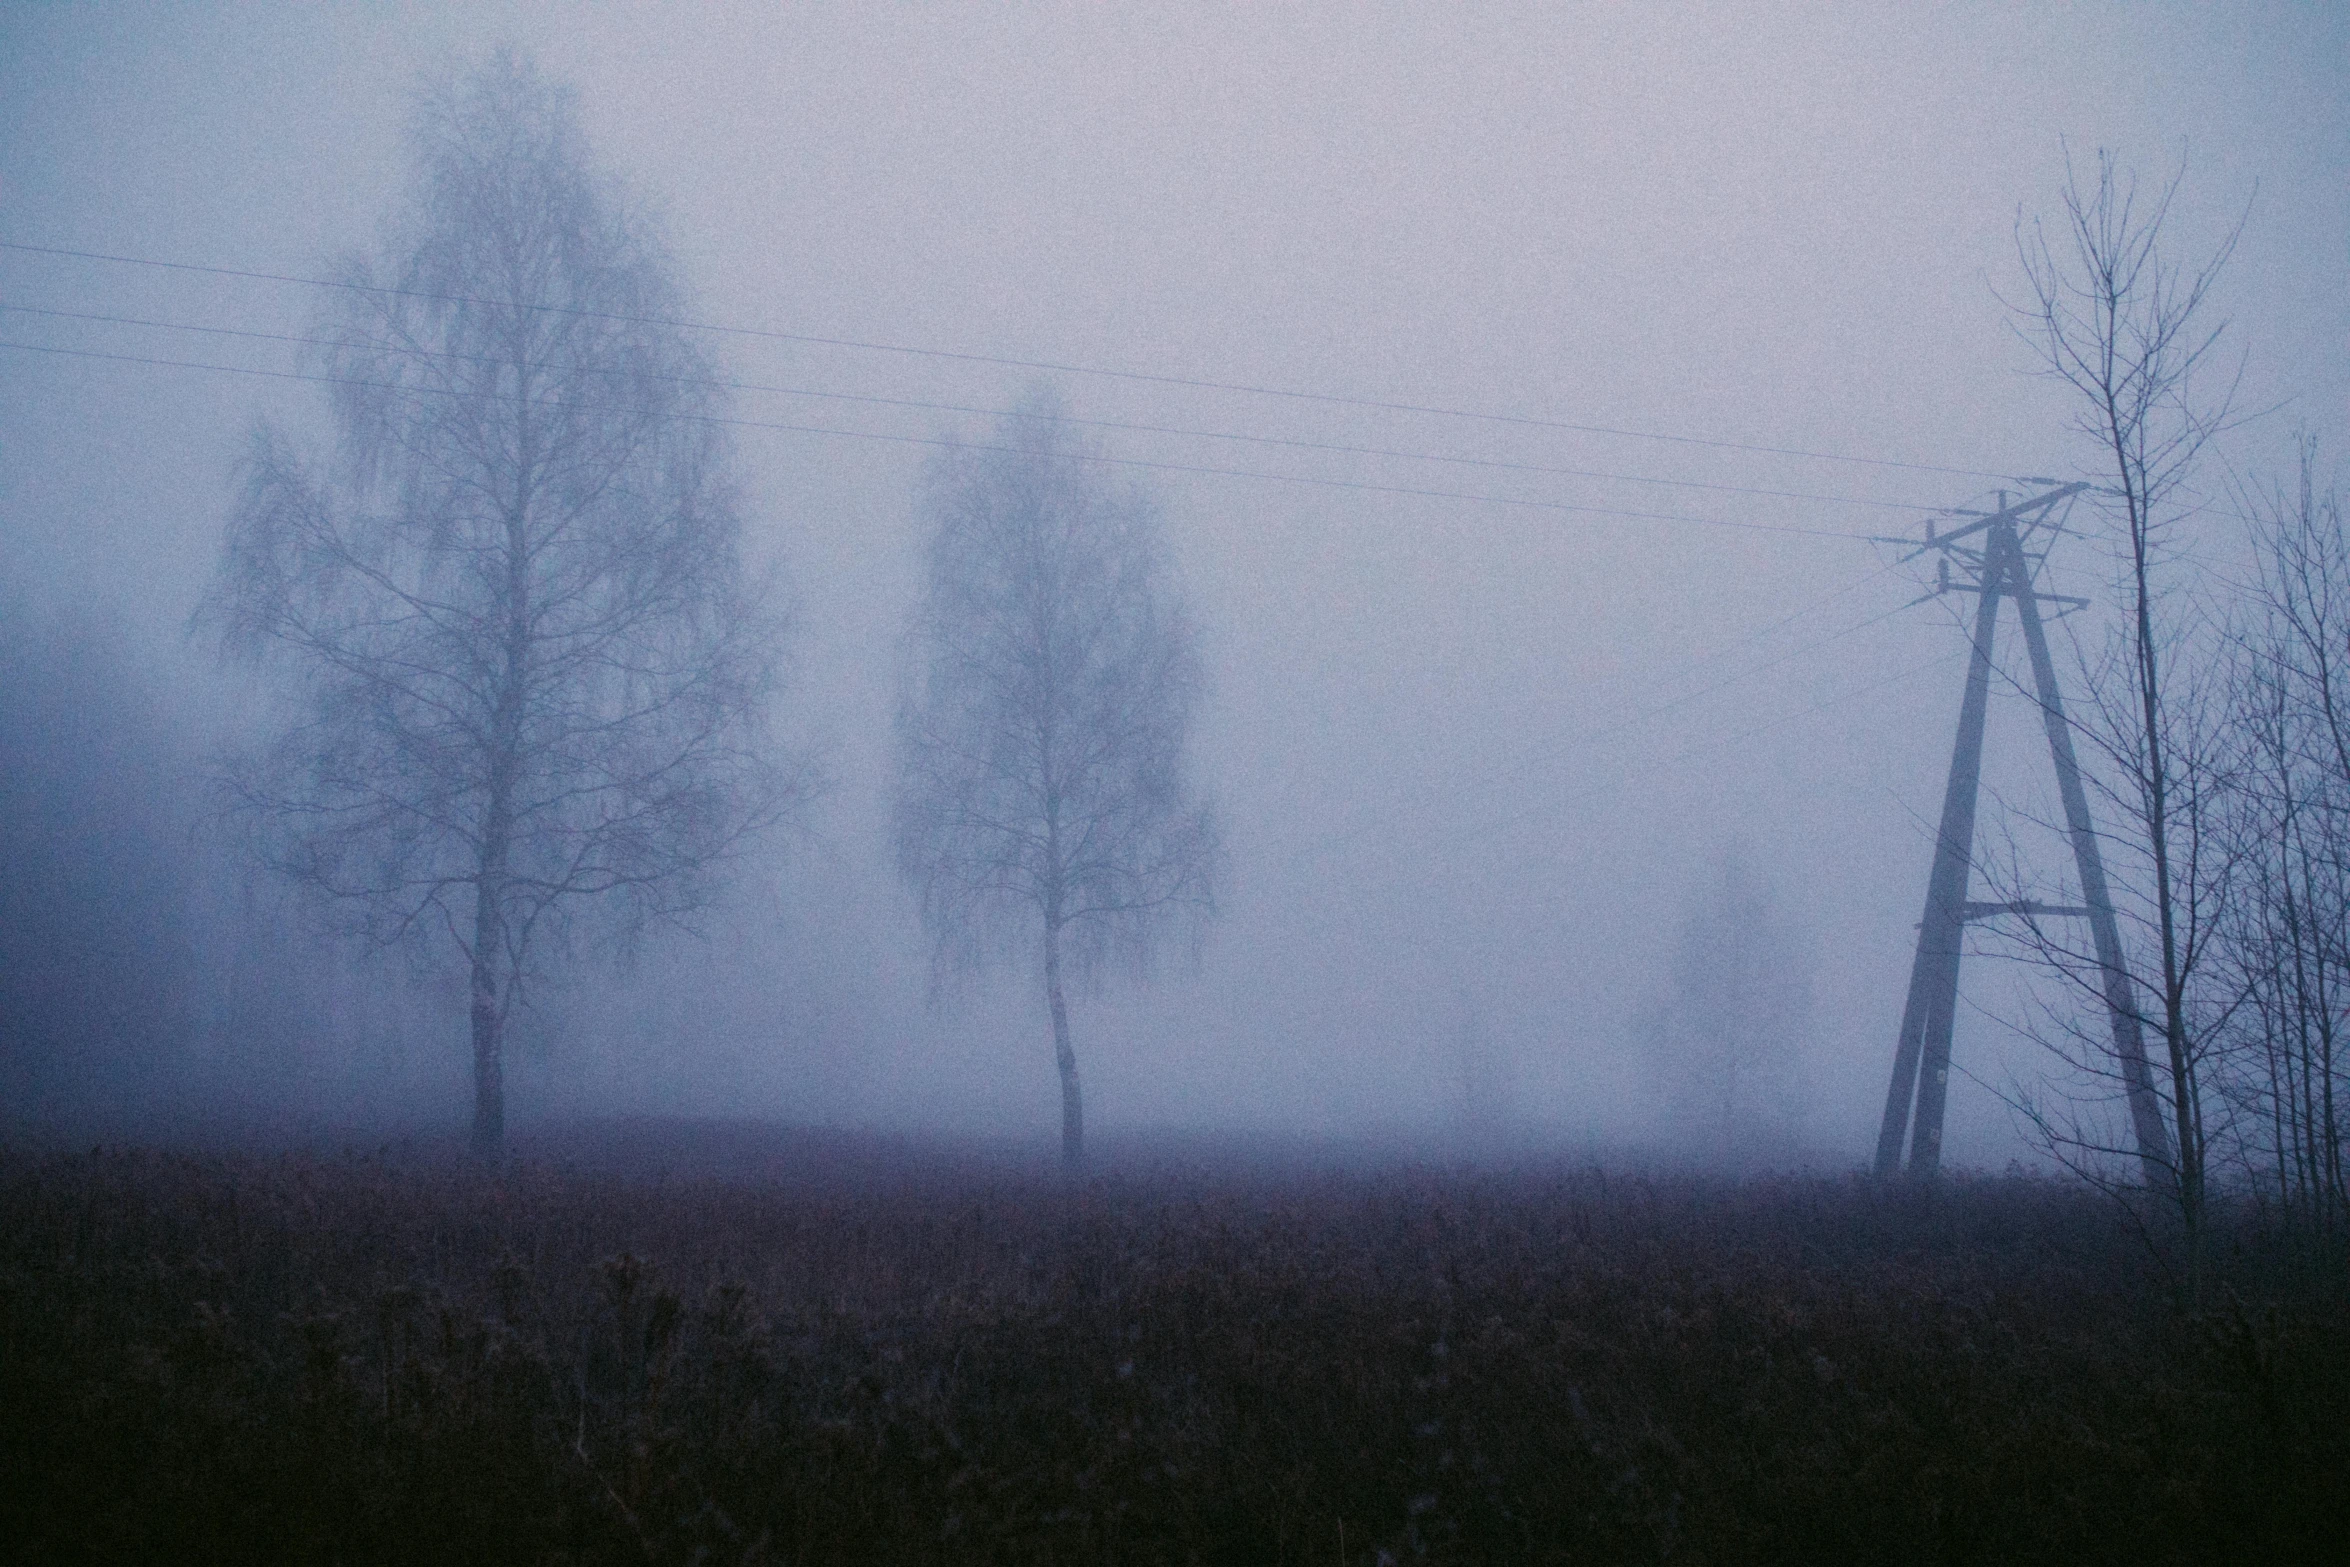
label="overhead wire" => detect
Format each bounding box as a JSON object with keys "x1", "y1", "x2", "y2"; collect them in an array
[
  {"x1": 3, "y1": 259, "x2": 1981, "y2": 846},
  {"x1": 1283, "y1": 560, "x2": 1931, "y2": 867},
  {"x1": 1302, "y1": 490, "x2": 2106, "y2": 870},
  {"x1": 0, "y1": 299, "x2": 1957, "y2": 517},
  {"x1": 1549, "y1": 492, "x2": 2120, "y2": 801},
  {"x1": 1, "y1": 238, "x2": 2022, "y2": 482},
  {"x1": 0, "y1": 337, "x2": 1898, "y2": 543},
  {"x1": 1297, "y1": 648, "x2": 1966, "y2": 876},
  {"x1": 4, "y1": 239, "x2": 2005, "y2": 880},
  {"x1": 1577, "y1": 646, "x2": 1961, "y2": 818},
  {"x1": 1334, "y1": 642, "x2": 1963, "y2": 876}
]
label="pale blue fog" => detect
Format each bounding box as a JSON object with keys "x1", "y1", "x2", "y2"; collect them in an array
[{"x1": 3, "y1": 4, "x2": 2344, "y2": 1173}]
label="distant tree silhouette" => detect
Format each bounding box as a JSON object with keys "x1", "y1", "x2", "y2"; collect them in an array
[{"x1": 1638, "y1": 848, "x2": 1813, "y2": 1161}]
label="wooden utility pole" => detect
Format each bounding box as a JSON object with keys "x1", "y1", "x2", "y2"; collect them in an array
[{"x1": 1873, "y1": 484, "x2": 2175, "y2": 1183}]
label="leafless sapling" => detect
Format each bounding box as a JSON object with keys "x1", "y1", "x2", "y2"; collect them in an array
[
  {"x1": 2219, "y1": 442, "x2": 2350, "y2": 1235},
  {"x1": 2004, "y1": 145, "x2": 2246, "y2": 1275}
]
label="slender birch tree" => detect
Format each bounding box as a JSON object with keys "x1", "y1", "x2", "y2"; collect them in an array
[{"x1": 894, "y1": 391, "x2": 1219, "y2": 1165}]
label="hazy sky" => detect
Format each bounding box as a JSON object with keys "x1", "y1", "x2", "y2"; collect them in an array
[{"x1": 4, "y1": 3, "x2": 2345, "y2": 1160}]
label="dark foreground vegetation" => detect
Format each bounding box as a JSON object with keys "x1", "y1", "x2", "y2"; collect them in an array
[{"x1": 3, "y1": 1124, "x2": 2346, "y2": 1565}]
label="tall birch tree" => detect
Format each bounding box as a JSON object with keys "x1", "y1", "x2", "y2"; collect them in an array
[{"x1": 204, "y1": 53, "x2": 794, "y2": 1155}]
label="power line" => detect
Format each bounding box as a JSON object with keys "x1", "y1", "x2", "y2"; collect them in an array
[
  {"x1": 1287, "y1": 643, "x2": 1961, "y2": 871},
  {"x1": 1575, "y1": 593, "x2": 1922, "y2": 751},
  {"x1": 0, "y1": 238, "x2": 2020, "y2": 482},
  {"x1": 1485, "y1": 646, "x2": 1960, "y2": 851},
  {"x1": 1629, "y1": 649, "x2": 1959, "y2": 802},
  {"x1": 1682, "y1": 553, "x2": 1907, "y2": 663},
  {"x1": 0, "y1": 300, "x2": 1956, "y2": 517},
  {"x1": 2, "y1": 246, "x2": 1986, "y2": 889},
  {"x1": 0, "y1": 336, "x2": 1891, "y2": 543},
  {"x1": 1285, "y1": 565, "x2": 1925, "y2": 866},
  {"x1": 1522, "y1": 552, "x2": 1907, "y2": 750}
]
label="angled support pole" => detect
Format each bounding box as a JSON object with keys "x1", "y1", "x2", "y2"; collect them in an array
[
  {"x1": 1991, "y1": 522, "x2": 2178, "y2": 1190},
  {"x1": 1875, "y1": 536, "x2": 2003, "y2": 1178},
  {"x1": 1875, "y1": 482, "x2": 2175, "y2": 1184}
]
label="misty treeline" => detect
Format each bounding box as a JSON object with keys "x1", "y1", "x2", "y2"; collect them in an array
[
  {"x1": 4, "y1": 52, "x2": 1213, "y2": 1161},
  {"x1": 0, "y1": 590, "x2": 445, "y2": 1128}
]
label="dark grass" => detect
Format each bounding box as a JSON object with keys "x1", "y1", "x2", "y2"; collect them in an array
[{"x1": 2, "y1": 1122, "x2": 2345, "y2": 1564}]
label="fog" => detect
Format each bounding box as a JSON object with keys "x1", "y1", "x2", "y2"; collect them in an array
[{"x1": 4, "y1": 4, "x2": 2344, "y2": 1167}]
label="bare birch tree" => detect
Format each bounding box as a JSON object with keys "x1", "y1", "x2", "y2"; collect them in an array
[
  {"x1": 202, "y1": 53, "x2": 795, "y2": 1156},
  {"x1": 2005, "y1": 146, "x2": 2245, "y2": 1274},
  {"x1": 894, "y1": 391, "x2": 1218, "y2": 1165}
]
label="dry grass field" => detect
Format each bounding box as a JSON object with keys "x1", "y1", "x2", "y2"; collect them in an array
[{"x1": 2, "y1": 1122, "x2": 2344, "y2": 1564}]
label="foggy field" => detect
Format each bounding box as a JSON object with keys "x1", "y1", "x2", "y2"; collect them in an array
[
  {"x1": 6, "y1": 13, "x2": 2350, "y2": 1556},
  {"x1": 4, "y1": 1125, "x2": 2344, "y2": 1565}
]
